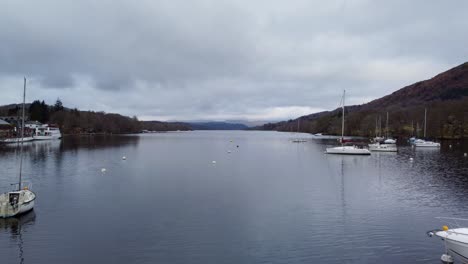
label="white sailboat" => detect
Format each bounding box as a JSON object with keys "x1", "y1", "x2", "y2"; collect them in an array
[
  {"x1": 415, "y1": 108, "x2": 440, "y2": 147},
  {"x1": 326, "y1": 90, "x2": 371, "y2": 155},
  {"x1": 292, "y1": 118, "x2": 307, "y2": 143},
  {"x1": 0, "y1": 137, "x2": 34, "y2": 143},
  {"x1": 369, "y1": 112, "x2": 397, "y2": 152},
  {"x1": 33, "y1": 124, "x2": 62, "y2": 140},
  {"x1": 0, "y1": 78, "x2": 36, "y2": 218},
  {"x1": 428, "y1": 217, "x2": 468, "y2": 263}
]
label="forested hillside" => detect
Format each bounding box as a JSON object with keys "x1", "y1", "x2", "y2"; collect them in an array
[
  {"x1": 258, "y1": 62, "x2": 468, "y2": 139},
  {"x1": 0, "y1": 100, "x2": 191, "y2": 134}
]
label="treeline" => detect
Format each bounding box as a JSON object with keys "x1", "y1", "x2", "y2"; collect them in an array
[
  {"x1": 260, "y1": 99, "x2": 468, "y2": 139},
  {"x1": 1, "y1": 99, "x2": 191, "y2": 134},
  {"x1": 258, "y1": 62, "x2": 468, "y2": 139}
]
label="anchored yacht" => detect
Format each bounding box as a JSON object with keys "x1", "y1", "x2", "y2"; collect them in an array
[
  {"x1": 428, "y1": 217, "x2": 468, "y2": 263},
  {"x1": 33, "y1": 124, "x2": 62, "y2": 140},
  {"x1": 0, "y1": 78, "x2": 36, "y2": 218},
  {"x1": 325, "y1": 90, "x2": 371, "y2": 155}
]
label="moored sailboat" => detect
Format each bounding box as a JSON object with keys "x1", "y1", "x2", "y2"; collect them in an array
[
  {"x1": 415, "y1": 108, "x2": 440, "y2": 148},
  {"x1": 326, "y1": 90, "x2": 370, "y2": 155},
  {"x1": 427, "y1": 217, "x2": 468, "y2": 263},
  {"x1": 368, "y1": 112, "x2": 397, "y2": 152},
  {"x1": 0, "y1": 78, "x2": 36, "y2": 218}
]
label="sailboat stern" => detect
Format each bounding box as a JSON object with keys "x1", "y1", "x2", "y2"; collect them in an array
[{"x1": 0, "y1": 190, "x2": 36, "y2": 218}]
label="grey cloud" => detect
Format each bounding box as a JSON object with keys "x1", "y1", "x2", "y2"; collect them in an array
[{"x1": 1, "y1": 0, "x2": 467, "y2": 121}]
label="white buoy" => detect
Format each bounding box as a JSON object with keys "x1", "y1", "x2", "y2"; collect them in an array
[
  {"x1": 409, "y1": 158, "x2": 414, "y2": 162},
  {"x1": 101, "y1": 168, "x2": 107, "y2": 173},
  {"x1": 441, "y1": 254, "x2": 454, "y2": 263},
  {"x1": 122, "y1": 156, "x2": 126, "y2": 160},
  {"x1": 212, "y1": 161, "x2": 216, "y2": 164},
  {"x1": 464, "y1": 153, "x2": 467, "y2": 157},
  {"x1": 449, "y1": 145, "x2": 452, "y2": 148},
  {"x1": 227, "y1": 150, "x2": 232, "y2": 153}
]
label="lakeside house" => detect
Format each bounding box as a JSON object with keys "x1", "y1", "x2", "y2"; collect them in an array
[
  {"x1": 0, "y1": 119, "x2": 13, "y2": 138},
  {"x1": 25, "y1": 120, "x2": 42, "y2": 129},
  {"x1": 0, "y1": 118, "x2": 40, "y2": 139}
]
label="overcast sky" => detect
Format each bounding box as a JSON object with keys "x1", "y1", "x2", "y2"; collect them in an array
[{"x1": 1, "y1": 0, "x2": 467, "y2": 122}]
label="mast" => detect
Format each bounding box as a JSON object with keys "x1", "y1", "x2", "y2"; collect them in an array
[
  {"x1": 18, "y1": 77, "x2": 26, "y2": 191},
  {"x1": 411, "y1": 120, "x2": 414, "y2": 136},
  {"x1": 341, "y1": 90, "x2": 345, "y2": 144},
  {"x1": 386, "y1": 111, "x2": 389, "y2": 139},
  {"x1": 378, "y1": 116, "x2": 382, "y2": 137},
  {"x1": 424, "y1": 108, "x2": 427, "y2": 138},
  {"x1": 375, "y1": 116, "x2": 378, "y2": 138}
]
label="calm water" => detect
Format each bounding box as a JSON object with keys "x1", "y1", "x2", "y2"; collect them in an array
[{"x1": 1, "y1": 131, "x2": 468, "y2": 263}]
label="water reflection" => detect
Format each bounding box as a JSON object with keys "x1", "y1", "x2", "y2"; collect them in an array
[
  {"x1": 0, "y1": 133, "x2": 467, "y2": 263},
  {"x1": 0, "y1": 211, "x2": 36, "y2": 264}
]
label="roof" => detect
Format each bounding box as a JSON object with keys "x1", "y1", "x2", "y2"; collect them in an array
[
  {"x1": 25, "y1": 120, "x2": 42, "y2": 125},
  {"x1": 0, "y1": 119, "x2": 11, "y2": 126}
]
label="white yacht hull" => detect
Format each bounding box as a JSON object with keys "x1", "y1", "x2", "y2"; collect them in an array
[
  {"x1": 0, "y1": 190, "x2": 36, "y2": 218},
  {"x1": 415, "y1": 142, "x2": 440, "y2": 147},
  {"x1": 431, "y1": 229, "x2": 468, "y2": 263},
  {"x1": 33, "y1": 135, "x2": 62, "y2": 140},
  {"x1": 444, "y1": 238, "x2": 468, "y2": 262},
  {"x1": 326, "y1": 146, "x2": 371, "y2": 155},
  {"x1": 368, "y1": 143, "x2": 397, "y2": 152},
  {"x1": 0, "y1": 137, "x2": 34, "y2": 143}
]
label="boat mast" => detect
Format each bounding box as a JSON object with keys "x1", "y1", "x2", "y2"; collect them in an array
[
  {"x1": 424, "y1": 108, "x2": 427, "y2": 138},
  {"x1": 411, "y1": 120, "x2": 414, "y2": 136},
  {"x1": 18, "y1": 77, "x2": 26, "y2": 191},
  {"x1": 378, "y1": 116, "x2": 382, "y2": 137},
  {"x1": 375, "y1": 116, "x2": 378, "y2": 138},
  {"x1": 386, "y1": 111, "x2": 389, "y2": 139},
  {"x1": 341, "y1": 90, "x2": 345, "y2": 145}
]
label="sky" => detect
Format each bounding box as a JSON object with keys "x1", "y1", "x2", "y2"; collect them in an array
[{"x1": 1, "y1": 0, "x2": 467, "y2": 122}]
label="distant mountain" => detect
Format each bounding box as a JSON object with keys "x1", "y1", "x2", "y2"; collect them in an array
[
  {"x1": 257, "y1": 62, "x2": 468, "y2": 139},
  {"x1": 188, "y1": 122, "x2": 249, "y2": 130},
  {"x1": 140, "y1": 121, "x2": 191, "y2": 131}
]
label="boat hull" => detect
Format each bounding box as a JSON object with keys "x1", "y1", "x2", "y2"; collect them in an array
[
  {"x1": 432, "y1": 228, "x2": 468, "y2": 263},
  {"x1": 369, "y1": 144, "x2": 397, "y2": 152},
  {"x1": 445, "y1": 238, "x2": 468, "y2": 262},
  {"x1": 326, "y1": 146, "x2": 371, "y2": 155},
  {"x1": 0, "y1": 137, "x2": 34, "y2": 143},
  {"x1": 415, "y1": 142, "x2": 440, "y2": 147},
  {"x1": 0, "y1": 190, "x2": 36, "y2": 218},
  {"x1": 33, "y1": 135, "x2": 62, "y2": 140}
]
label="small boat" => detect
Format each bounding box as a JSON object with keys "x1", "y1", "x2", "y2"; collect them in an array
[
  {"x1": 1, "y1": 78, "x2": 36, "y2": 218},
  {"x1": 414, "y1": 108, "x2": 440, "y2": 148},
  {"x1": 427, "y1": 217, "x2": 468, "y2": 263},
  {"x1": 326, "y1": 145, "x2": 371, "y2": 155},
  {"x1": 326, "y1": 90, "x2": 370, "y2": 155},
  {"x1": 415, "y1": 140, "x2": 441, "y2": 147},
  {"x1": 313, "y1": 133, "x2": 323, "y2": 136},
  {"x1": 0, "y1": 137, "x2": 34, "y2": 144},
  {"x1": 368, "y1": 142, "x2": 397, "y2": 152},
  {"x1": 292, "y1": 139, "x2": 307, "y2": 143},
  {"x1": 369, "y1": 112, "x2": 398, "y2": 150},
  {"x1": 0, "y1": 190, "x2": 36, "y2": 218},
  {"x1": 33, "y1": 124, "x2": 62, "y2": 140}
]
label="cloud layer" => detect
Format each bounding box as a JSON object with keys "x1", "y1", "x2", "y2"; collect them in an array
[{"x1": 1, "y1": 0, "x2": 467, "y2": 121}]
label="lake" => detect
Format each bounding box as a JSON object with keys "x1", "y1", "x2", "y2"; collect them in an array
[{"x1": 1, "y1": 131, "x2": 468, "y2": 263}]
